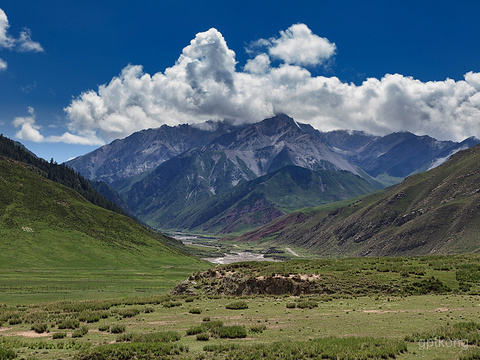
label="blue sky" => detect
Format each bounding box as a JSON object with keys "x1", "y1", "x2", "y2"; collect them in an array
[{"x1": 1, "y1": 0, "x2": 480, "y2": 162}]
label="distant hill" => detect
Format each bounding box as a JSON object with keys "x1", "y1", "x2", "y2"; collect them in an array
[
  {"x1": 134, "y1": 165, "x2": 376, "y2": 234},
  {"x1": 236, "y1": 144, "x2": 480, "y2": 256},
  {"x1": 0, "y1": 155, "x2": 205, "y2": 270}
]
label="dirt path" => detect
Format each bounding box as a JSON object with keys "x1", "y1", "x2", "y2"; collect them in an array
[{"x1": 285, "y1": 247, "x2": 300, "y2": 257}]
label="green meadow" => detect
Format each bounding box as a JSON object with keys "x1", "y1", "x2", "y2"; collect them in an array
[{"x1": 1, "y1": 255, "x2": 480, "y2": 359}]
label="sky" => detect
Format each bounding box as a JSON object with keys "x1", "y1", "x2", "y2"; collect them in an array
[{"x1": 1, "y1": 0, "x2": 480, "y2": 162}]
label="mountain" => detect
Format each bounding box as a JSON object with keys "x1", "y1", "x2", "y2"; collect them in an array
[
  {"x1": 119, "y1": 115, "x2": 377, "y2": 232},
  {"x1": 66, "y1": 115, "x2": 480, "y2": 236},
  {"x1": 66, "y1": 121, "x2": 244, "y2": 183},
  {"x1": 0, "y1": 155, "x2": 205, "y2": 270},
  {"x1": 236, "y1": 144, "x2": 480, "y2": 256},
  {"x1": 320, "y1": 131, "x2": 480, "y2": 185},
  {"x1": 132, "y1": 165, "x2": 376, "y2": 234}
]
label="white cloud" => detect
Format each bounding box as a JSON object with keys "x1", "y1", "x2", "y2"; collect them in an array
[
  {"x1": 17, "y1": 28, "x2": 44, "y2": 53},
  {"x1": 0, "y1": 57, "x2": 6, "y2": 71},
  {"x1": 64, "y1": 24, "x2": 480, "y2": 144},
  {"x1": 262, "y1": 23, "x2": 336, "y2": 66},
  {"x1": 13, "y1": 107, "x2": 104, "y2": 145},
  {"x1": 0, "y1": 8, "x2": 44, "y2": 54},
  {"x1": 13, "y1": 107, "x2": 45, "y2": 142},
  {"x1": 0, "y1": 8, "x2": 14, "y2": 49},
  {"x1": 244, "y1": 54, "x2": 271, "y2": 74}
]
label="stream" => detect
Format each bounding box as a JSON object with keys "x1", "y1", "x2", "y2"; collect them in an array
[{"x1": 173, "y1": 234, "x2": 278, "y2": 264}]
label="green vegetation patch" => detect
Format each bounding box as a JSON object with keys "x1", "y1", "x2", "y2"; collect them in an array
[
  {"x1": 202, "y1": 337, "x2": 406, "y2": 359},
  {"x1": 225, "y1": 301, "x2": 249, "y2": 310},
  {"x1": 406, "y1": 321, "x2": 480, "y2": 345},
  {"x1": 75, "y1": 342, "x2": 188, "y2": 360},
  {"x1": 116, "y1": 331, "x2": 181, "y2": 343}
]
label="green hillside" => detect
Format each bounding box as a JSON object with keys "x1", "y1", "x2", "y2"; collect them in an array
[
  {"x1": 0, "y1": 157, "x2": 208, "y2": 302},
  {"x1": 236, "y1": 144, "x2": 480, "y2": 256},
  {"x1": 0, "y1": 135, "x2": 127, "y2": 215},
  {"x1": 158, "y1": 166, "x2": 376, "y2": 234}
]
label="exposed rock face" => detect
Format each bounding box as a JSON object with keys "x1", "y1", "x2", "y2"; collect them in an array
[
  {"x1": 171, "y1": 269, "x2": 391, "y2": 296},
  {"x1": 66, "y1": 121, "x2": 243, "y2": 183}
]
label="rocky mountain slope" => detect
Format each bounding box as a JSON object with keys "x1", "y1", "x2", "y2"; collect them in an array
[
  {"x1": 66, "y1": 114, "x2": 479, "y2": 235},
  {"x1": 66, "y1": 121, "x2": 244, "y2": 183},
  {"x1": 236, "y1": 144, "x2": 480, "y2": 256},
  {"x1": 119, "y1": 115, "x2": 377, "y2": 232}
]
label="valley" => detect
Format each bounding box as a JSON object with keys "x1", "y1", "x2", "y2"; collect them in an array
[
  {"x1": 68, "y1": 115, "x2": 479, "y2": 237},
  {"x1": 3, "y1": 115, "x2": 480, "y2": 359},
  {"x1": 3, "y1": 4, "x2": 480, "y2": 359}
]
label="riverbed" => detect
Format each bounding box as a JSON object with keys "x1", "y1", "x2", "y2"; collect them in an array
[{"x1": 202, "y1": 251, "x2": 279, "y2": 264}]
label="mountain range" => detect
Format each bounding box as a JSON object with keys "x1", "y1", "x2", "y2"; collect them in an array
[
  {"x1": 236, "y1": 143, "x2": 480, "y2": 256},
  {"x1": 67, "y1": 114, "x2": 479, "y2": 234}
]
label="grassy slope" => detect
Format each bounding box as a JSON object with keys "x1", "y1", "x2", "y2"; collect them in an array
[
  {"x1": 236, "y1": 145, "x2": 480, "y2": 256},
  {"x1": 146, "y1": 166, "x2": 376, "y2": 235},
  {"x1": 0, "y1": 158, "x2": 209, "y2": 303}
]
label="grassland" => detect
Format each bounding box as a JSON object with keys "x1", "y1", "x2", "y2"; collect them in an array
[
  {"x1": 1, "y1": 255, "x2": 480, "y2": 359},
  {"x1": 0, "y1": 157, "x2": 210, "y2": 305},
  {"x1": 1, "y1": 292, "x2": 480, "y2": 359}
]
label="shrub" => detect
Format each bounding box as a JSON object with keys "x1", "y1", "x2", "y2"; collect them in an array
[
  {"x1": 117, "y1": 308, "x2": 141, "y2": 318},
  {"x1": 0, "y1": 346, "x2": 16, "y2": 359},
  {"x1": 226, "y1": 301, "x2": 248, "y2": 310},
  {"x1": 214, "y1": 325, "x2": 247, "y2": 339},
  {"x1": 202, "y1": 317, "x2": 211, "y2": 322},
  {"x1": 144, "y1": 306, "x2": 155, "y2": 314},
  {"x1": 72, "y1": 326, "x2": 89, "y2": 338},
  {"x1": 162, "y1": 301, "x2": 182, "y2": 308},
  {"x1": 189, "y1": 308, "x2": 202, "y2": 314},
  {"x1": 58, "y1": 319, "x2": 80, "y2": 329},
  {"x1": 203, "y1": 320, "x2": 223, "y2": 330},
  {"x1": 196, "y1": 333, "x2": 210, "y2": 341},
  {"x1": 296, "y1": 300, "x2": 318, "y2": 309},
  {"x1": 31, "y1": 323, "x2": 48, "y2": 334},
  {"x1": 78, "y1": 311, "x2": 109, "y2": 323},
  {"x1": 117, "y1": 331, "x2": 181, "y2": 343},
  {"x1": 203, "y1": 344, "x2": 240, "y2": 352},
  {"x1": 8, "y1": 317, "x2": 22, "y2": 325},
  {"x1": 52, "y1": 332, "x2": 67, "y2": 339},
  {"x1": 98, "y1": 325, "x2": 110, "y2": 332},
  {"x1": 110, "y1": 324, "x2": 126, "y2": 334},
  {"x1": 185, "y1": 297, "x2": 195, "y2": 303},
  {"x1": 249, "y1": 324, "x2": 267, "y2": 333},
  {"x1": 286, "y1": 302, "x2": 296, "y2": 309},
  {"x1": 186, "y1": 325, "x2": 205, "y2": 336}
]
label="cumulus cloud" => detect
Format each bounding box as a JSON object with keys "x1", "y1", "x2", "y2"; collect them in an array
[
  {"x1": 252, "y1": 23, "x2": 336, "y2": 66},
  {"x1": 12, "y1": 107, "x2": 104, "y2": 145},
  {"x1": 0, "y1": 8, "x2": 14, "y2": 50},
  {"x1": 64, "y1": 24, "x2": 480, "y2": 144},
  {"x1": 0, "y1": 58, "x2": 6, "y2": 71},
  {"x1": 13, "y1": 107, "x2": 45, "y2": 142}
]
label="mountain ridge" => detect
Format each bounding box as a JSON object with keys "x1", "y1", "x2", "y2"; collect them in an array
[
  {"x1": 235, "y1": 143, "x2": 480, "y2": 256},
  {"x1": 66, "y1": 115, "x2": 480, "y2": 235}
]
